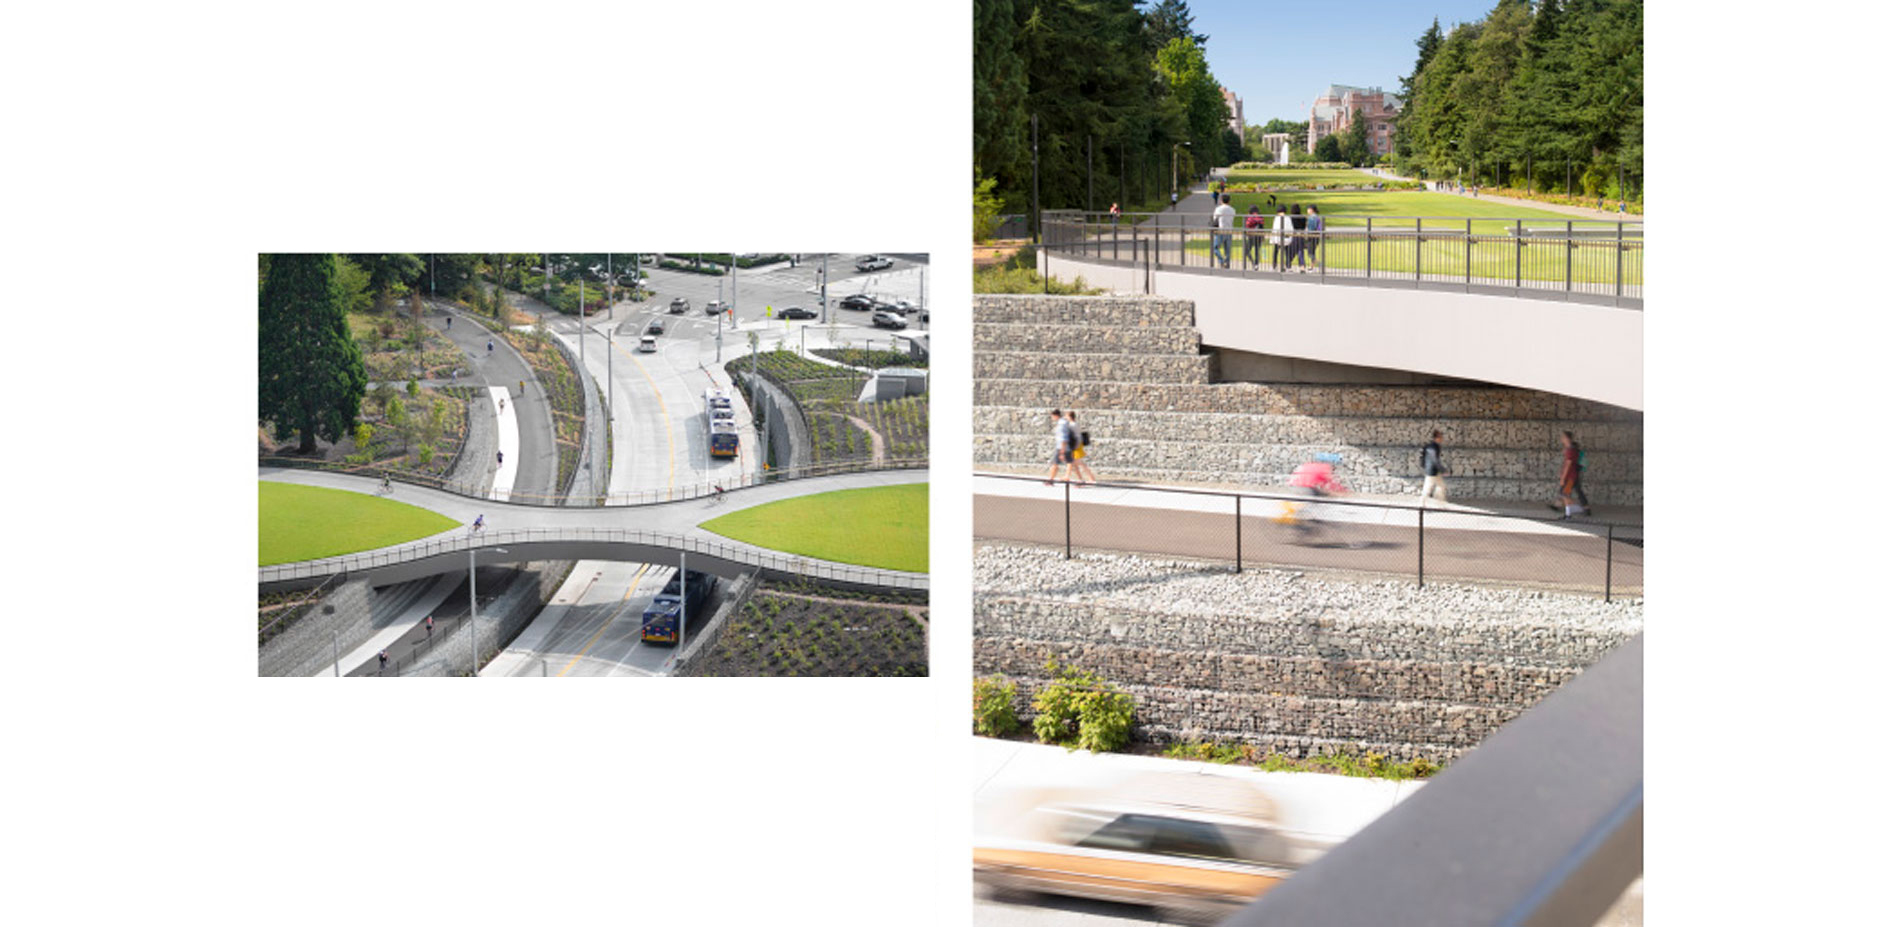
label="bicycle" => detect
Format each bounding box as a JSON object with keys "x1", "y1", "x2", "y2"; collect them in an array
[
  {"x1": 710, "y1": 484, "x2": 728, "y2": 504},
  {"x1": 377, "y1": 474, "x2": 393, "y2": 496}
]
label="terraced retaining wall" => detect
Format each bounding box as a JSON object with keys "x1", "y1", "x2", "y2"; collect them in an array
[{"x1": 974, "y1": 295, "x2": 1641, "y2": 505}]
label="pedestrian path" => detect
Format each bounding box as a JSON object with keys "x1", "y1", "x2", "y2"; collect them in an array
[
  {"x1": 315, "y1": 571, "x2": 462, "y2": 676},
  {"x1": 975, "y1": 473, "x2": 1640, "y2": 535},
  {"x1": 489, "y1": 385, "x2": 519, "y2": 501}
]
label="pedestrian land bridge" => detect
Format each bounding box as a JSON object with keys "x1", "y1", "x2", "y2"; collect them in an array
[{"x1": 258, "y1": 467, "x2": 927, "y2": 594}]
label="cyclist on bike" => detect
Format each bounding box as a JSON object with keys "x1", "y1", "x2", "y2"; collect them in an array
[
  {"x1": 381, "y1": 472, "x2": 392, "y2": 494},
  {"x1": 471, "y1": 514, "x2": 485, "y2": 534},
  {"x1": 1283, "y1": 453, "x2": 1350, "y2": 545}
]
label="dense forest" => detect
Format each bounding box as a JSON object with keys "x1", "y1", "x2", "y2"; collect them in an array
[
  {"x1": 975, "y1": 0, "x2": 1235, "y2": 225},
  {"x1": 1395, "y1": 0, "x2": 1643, "y2": 198}
]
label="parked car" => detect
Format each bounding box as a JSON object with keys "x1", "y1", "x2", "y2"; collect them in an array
[
  {"x1": 638, "y1": 335, "x2": 658, "y2": 353},
  {"x1": 872, "y1": 311, "x2": 908, "y2": 330},
  {"x1": 646, "y1": 319, "x2": 665, "y2": 335},
  {"x1": 668, "y1": 297, "x2": 689, "y2": 314},
  {"x1": 855, "y1": 255, "x2": 893, "y2": 272},
  {"x1": 838, "y1": 294, "x2": 876, "y2": 311},
  {"x1": 890, "y1": 299, "x2": 919, "y2": 315},
  {"x1": 974, "y1": 774, "x2": 1303, "y2": 925},
  {"x1": 778, "y1": 306, "x2": 818, "y2": 320}
]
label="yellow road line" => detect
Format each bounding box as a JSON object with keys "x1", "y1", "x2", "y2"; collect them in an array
[
  {"x1": 613, "y1": 336, "x2": 678, "y2": 493},
  {"x1": 557, "y1": 563, "x2": 650, "y2": 677}
]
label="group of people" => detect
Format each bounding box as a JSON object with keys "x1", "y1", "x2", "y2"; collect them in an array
[
  {"x1": 1210, "y1": 194, "x2": 1326, "y2": 272},
  {"x1": 1417, "y1": 429, "x2": 1593, "y2": 518},
  {"x1": 1042, "y1": 409, "x2": 1097, "y2": 486}
]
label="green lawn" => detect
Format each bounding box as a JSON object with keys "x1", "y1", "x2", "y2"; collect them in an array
[
  {"x1": 259, "y1": 482, "x2": 459, "y2": 565},
  {"x1": 1219, "y1": 167, "x2": 1385, "y2": 187},
  {"x1": 700, "y1": 483, "x2": 928, "y2": 573}
]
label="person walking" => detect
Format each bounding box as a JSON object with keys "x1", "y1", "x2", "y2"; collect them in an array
[
  {"x1": 1042, "y1": 409, "x2": 1075, "y2": 485},
  {"x1": 1419, "y1": 430, "x2": 1449, "y2": 505},
  {"x1": 426, "y1": 615, "x2": 434, "y2": 638},
  {"x1": 1288, "y1": 202, "x2": 1309, "y2": 272},
  {"x1": 1242, "y1": 205, "x2": 1265, "y2": 268},
  {"x1": 1270, "y1": 206, "x2": 1294, "y2": 271},
  {"x1": 1556, "y1": 430, "x2": 1590, "y2": 518},
  {"x1": 1304, "y1": 205, "x2": 1325, "y2": 272},
  {"x1": 1212, "y1": 194, "x2": 1237, "y2": 269},
  {"x1": 1109, "y1": 202, "x2": 1121, "y2": 224},
  {"x1": 378, "y1": 650, "x2": 389, "y2": 673},
  {"x1": 1170, "y1": 190, "x2": 1178, "y2": 207},
  {"x1": 1066, "y1": 411, "x2": 1098, "y2": 484},
  {"x1": 497, "y1": 450, "x2": 504, "y2": 467}
]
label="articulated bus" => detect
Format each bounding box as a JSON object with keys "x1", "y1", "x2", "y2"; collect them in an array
[
  {"x1": 706, "y1": 388, "x2": 739, "y2": 458},
  {"x1": 640, "y1": 569, "x2": 718, "y2": 645}
]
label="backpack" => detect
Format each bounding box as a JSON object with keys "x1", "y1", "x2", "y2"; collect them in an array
[
  {"x1": 1577, "y1": 446, "x2": 1587, "y2": 472},
  {"x1": 1080, "y1": 431, "x2": 1091, "y2": 447}
]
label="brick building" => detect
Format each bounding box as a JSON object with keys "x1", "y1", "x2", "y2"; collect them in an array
[
  {"x1": 1222, "y1": 87, "x2": 1244, "y2": 140},
  {"x1": 1308, "y1": 84, "x2": 1401, "y2": 157}
]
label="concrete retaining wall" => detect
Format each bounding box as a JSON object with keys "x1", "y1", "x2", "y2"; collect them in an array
[{"x1": 258, "y1": 579, "x2": 372, "y2": 677}]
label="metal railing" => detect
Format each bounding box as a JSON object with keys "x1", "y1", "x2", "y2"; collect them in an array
[
  {"x1": 258, "y1": 525, "x2": 928, "y2": 591},
  {"x1": 974, "y1": 474, "x2": 1641, "y2": 601},
  {"x1": 257, "y1": 455, "x2": 928, "y2": 508},
  {"x1": 1040, "y1": 210, "x2": 1643, "y2": 306},
  {"x1": 1226, "y1": 634, "x2": 1641, "y2": 927}
]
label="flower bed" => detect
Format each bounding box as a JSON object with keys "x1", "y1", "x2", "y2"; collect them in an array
[{"x1": 685, "y1": 590, "x2": 927, "y2": 677}]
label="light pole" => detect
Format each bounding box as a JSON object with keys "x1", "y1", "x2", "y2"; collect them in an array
[
  {"x1": 468, "y1": 545, "x2": 506, "y2": 676},
  {"x1": 819, "y1": 254, "x2": 829, "y2": 324},
  {"x1": 729, "y1": 253, "x2": 739, "y2": 331}
]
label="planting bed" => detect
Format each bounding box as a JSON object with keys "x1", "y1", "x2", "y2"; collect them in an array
[{"x1": 685, "y1": 590, "x2": 927, "y2": 677}]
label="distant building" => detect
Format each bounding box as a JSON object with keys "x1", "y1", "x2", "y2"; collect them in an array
[
  {"x1": 1221, "y1": 88, "x2": 1244, "y2": 139},
  {"x1": 1307, "y1": 84, "x2": 1401, "y2": 157},
  {"x1": 1261, "y1": 133, "x2": 1293, "y2": 165}
]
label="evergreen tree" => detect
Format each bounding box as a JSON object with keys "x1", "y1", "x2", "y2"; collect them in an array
[
  {"x1": 1343, "y1": 109, "x2": 1371, "y2": 166},
  {"x1": 1141, "y1": 0, "x2": 1206, "y2": 53},
  {"x1": 975, "y1": 0, "x2": 1029, "y2": 207},
  {"x1": 259, "y1": 255, "x2": 367, "y2": 453}
]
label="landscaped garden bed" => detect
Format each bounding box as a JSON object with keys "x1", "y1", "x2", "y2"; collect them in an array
[{"x1": 685, "y1": 589, "x2": 927, "y2": 677}]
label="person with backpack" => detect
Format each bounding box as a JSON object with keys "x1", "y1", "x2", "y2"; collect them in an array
[
  {"x1": 1042, "y1": 409, "x2": 1075, "y2": 486},
  {"x1": 378, "y1": 650, "x2": 389, "y2": 673},
  {"x1": 1420, "y1": 430, "x2": 1449, "y2": 505},
  {"x1": 1066, "y1": 411, "x2": 1097, "y2": 485},
  {"x1": 1242, "y1": 205, "x2": 1266, "y2": 268}
]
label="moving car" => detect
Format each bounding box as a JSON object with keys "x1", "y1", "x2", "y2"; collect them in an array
[
  {"x1": 889, "y1": 299, "x2": 919, "y2": 315},
  {"x1": 777, "y1": 306, "x2": 818, "y2": 320},
  {"x1": 646, "y1": 319, "x2": 665, "y2": 335},
  {"x1": 837, "y1": 294, "x2": 876, "y2": 311},
  {"x1": 705, "y1": 300, "x2": 726, "y2": 315},
  {"x1": 974, "y1": 773, "x2": 1304, "y2": 925},
  {"x1": 855, "y1": 255, "x2": 893, "y2": 272},
  {"x1": 638, "y1": 335, "x2": 658, "y2": 353},
  {"x1": 871, "y1": 311, "x2": 907, "y2": 330},
  {"x1": 669, "y1": 297, "x2": 689, "y2": 314}
]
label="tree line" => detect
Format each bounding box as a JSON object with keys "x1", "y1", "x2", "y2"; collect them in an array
[
  {"x1": 1395, "y1": 0, "x2": 1642, "y2": 198},
  {"x1": 975, "y1": 0, "x2": 1238, "y2": 230}
]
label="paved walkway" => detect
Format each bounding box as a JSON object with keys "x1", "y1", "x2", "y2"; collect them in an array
[
  {"x1": 973, "y1": 473, "x2": 1641, "y2": 594},
  {"x1": 260, "y1": 465, "x2": 929, "y2": 578}
]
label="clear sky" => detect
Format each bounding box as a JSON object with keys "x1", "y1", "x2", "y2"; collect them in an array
[{"x1": 1188, "y1": 0, "x2": 1503, "y2": 126}]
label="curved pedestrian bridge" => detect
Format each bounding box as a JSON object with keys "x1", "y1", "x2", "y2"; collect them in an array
[{"x1": 258, "y1": 467, "x2": 928, "y2": 594}]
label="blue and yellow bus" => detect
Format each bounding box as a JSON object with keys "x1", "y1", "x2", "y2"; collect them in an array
[{"x1": 706, "y1": 388, "x2": 739, "y2": 459}]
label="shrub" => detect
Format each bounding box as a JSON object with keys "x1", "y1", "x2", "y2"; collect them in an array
[
  {"x1": 1031, "y1": 661, "x2": 1135, "y2": 753},
  {"x1": 974, "y1": 676, "x2": 1020, "y2": 737}
]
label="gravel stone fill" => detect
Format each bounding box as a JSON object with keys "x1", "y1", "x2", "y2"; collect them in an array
[{"x1": 974, "y1": 544, "x2": 1643, "y2": 635}]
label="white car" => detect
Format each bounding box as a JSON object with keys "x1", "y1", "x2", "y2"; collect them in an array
[
  {"x1": 855, "y1": 255, "x2": 893, "y2": 272},
  {"x1": 638, "y1": 335, "x2": 658, "y2": 353}
]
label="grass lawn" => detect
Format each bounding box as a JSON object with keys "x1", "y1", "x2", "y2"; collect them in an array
[
  {"x1": 700, "y1": 483, "x2": 927, "y2": 572},
  {"x1": 1219, "y1": 167, "x2": 1385, "y2": 187},
  {"x1": 259, "y1": 482, "x2": 459, "y2": 565}
]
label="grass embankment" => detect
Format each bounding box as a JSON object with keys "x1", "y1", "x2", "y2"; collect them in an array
[
  {"x1": 259, "y1": 482, "x2": 458, "y2": 565},
  {"x1": 685, "y1": 588, "x2": 926, "y2": 677},
  {"x1": 700, "y1": 483, "x2": 928, "y2": 572},
  {"x1": 728, "y1": 352, "x2": 930, "y2": 464}
]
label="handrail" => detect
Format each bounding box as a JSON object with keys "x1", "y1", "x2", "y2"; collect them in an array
[
  {"x1": 257, "y1": 525, "x2": 927, "y2": 590},
  {"x1": 257, "y1": 455, "x2": 929, "y2": 508},
  {"x1": 1224, "y1": 634, "x2": 1642, "y2": 927}
]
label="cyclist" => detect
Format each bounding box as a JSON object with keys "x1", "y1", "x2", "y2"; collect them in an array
[
  {"x1": 471, "y1": 514, "x2": 485, "y2": 534},
  {"x1": 487, "y1": 339, "x2": 494, "y2": 354},
  {"x1": 380, "y1": 472, "x2": 392, "y2": 494},
  {"x1": 498, "y1": 396, "x2": 506, "y2": 413},
  {"x1": 1282, "y1": 453, "x2": 1353, "y2": 546}
]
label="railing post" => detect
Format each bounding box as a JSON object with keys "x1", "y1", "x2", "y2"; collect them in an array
[
  {"x1": 1064, "y1": 479, "x2": 1072, "y2": 559},
  {"x1": 1234, "y1": 494, "x2": 1242, "y2": 573},
  {"x1": 1604, "y1": 524, "x2": 1614, "y2": 603},
  {"x1": 1615, "y1": 222, "x2": 1625, "y2": 302},
  {"x1": 1414, "y1": 217, "x2": 1421, "y2": 285},
  {"x1": 1565, "y1": 220, "x2": 1574, "y2": 293},
  {"x1": 1417, "y1": 506, "x2": 1426, "y2": 588},
  {"x1": 1364, "y1": 216, "x2": 1372, "y2": 280},
  {"x1": 1514, "y1": 219, "x2": 1522, "y2": 287},
  {"x1": 1464, "y1": 219, "x2": 1472, "y2": 290}
]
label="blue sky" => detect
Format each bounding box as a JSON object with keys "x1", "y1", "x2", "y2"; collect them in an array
[{"x1": 1187, "y1": 0, "x2": 1503, "y2": 124}]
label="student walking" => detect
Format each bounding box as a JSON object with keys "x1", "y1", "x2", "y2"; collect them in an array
[
  {"x1": 1556, "y1": 431, "x2": 1590, "y2": 518},
  {"x1": 1289, "y1": 203, "x2": 1309, "y2": 271},
  {"x1": 1270, "y1": 206, "x2": 1295, "y2": 271},
  {"x1": 1066, "y1": 411, "x2": 1098, "y2": 484},
  {"x1": 1212, "y1": 194, "x2": 1237, "y2": 268},
  {"x1": 1042, "y1": 409, "x2": 1075, "y2": 485},
  {"x1": 378, "y1": 650, "x2": 389, "y2": 673},
  {"x1": 1420, "y1": 430, "x2": 1449, "y2": 504},
  {"x1": 1109, "y1": 202, "x2": 1121, "y2": 224},
  {"x1": 1303, "y1": 205, "x2": 1325, "y2": 272},
  {"x1": 1242, "y1": 205, "x2": 1265, "y2": 268}
]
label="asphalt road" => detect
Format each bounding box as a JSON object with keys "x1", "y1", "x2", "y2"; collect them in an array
[{"x1": 481, "y1": 255, "x2": 928, "y2": 676}]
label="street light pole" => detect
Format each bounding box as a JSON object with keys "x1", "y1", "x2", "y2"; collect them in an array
[{"x1": 819, "y1": 254, "x2": 829, "y2": 324}]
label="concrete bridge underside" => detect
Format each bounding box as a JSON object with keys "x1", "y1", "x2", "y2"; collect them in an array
[{"x1": 1044, "y1": 253, "x2": 1642, "y2": 411}]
